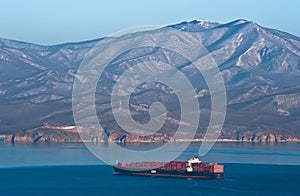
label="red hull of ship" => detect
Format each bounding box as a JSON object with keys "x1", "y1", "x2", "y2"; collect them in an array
[{"x1": 113, "y1": 159, "x2": 224, "y2": 179}]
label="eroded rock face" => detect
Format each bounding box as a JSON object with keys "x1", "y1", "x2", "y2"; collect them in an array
[
  {"x1": 108, "y1": 132, "x2": 171, "y2": 143},
  {"x1": 223, "y1": 132, "x2": 299, "y2": 143},
  {"x1": 1, "y1": 124, "x2": 299, "y2": 143},
  {"x1": 3, "y1": 125, "x2": 82, "y2": 143}
]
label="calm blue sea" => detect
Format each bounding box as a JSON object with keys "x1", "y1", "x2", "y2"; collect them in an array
[{"x1": 0, "y1": 142, "x2": 300, "y2": 195}]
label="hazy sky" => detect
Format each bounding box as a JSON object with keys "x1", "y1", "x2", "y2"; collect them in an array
[{"x1": 1, "y1": 0, "x2": 299, "y2": 45}]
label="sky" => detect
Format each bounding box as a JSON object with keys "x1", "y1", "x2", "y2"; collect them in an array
[{"x1": 1, "y1": 0, "x2": 299, "y2": 45}]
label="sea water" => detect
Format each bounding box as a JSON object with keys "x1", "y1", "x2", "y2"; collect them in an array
[{"x1": 0, "y1": 142, "x2": 299, "y2": 195}]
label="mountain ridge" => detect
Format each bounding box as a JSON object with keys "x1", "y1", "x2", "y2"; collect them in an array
[{"x1": 0, "y1": 18, "x2": 300, "y2": 142}]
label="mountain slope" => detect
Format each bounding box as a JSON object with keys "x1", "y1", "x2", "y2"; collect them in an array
[{"x1": 0, "y1": 19, "x2": 300, "y2": 141}]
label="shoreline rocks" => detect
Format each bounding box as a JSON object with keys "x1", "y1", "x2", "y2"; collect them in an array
[{"x1": 1, "y1": 125, "x2": 299, "y2": 143}]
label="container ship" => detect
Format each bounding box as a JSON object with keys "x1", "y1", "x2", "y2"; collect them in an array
[{"x1": 113, "y1": 157, "x2": 224, "y2": 179}]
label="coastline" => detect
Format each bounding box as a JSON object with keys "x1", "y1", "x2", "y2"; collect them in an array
[
  {"x1": 1, "y1": 138, "x2": 300, "y2": 144},
  {"x1": 1, "y1": 125, "x2": 299, "y2": 144}
]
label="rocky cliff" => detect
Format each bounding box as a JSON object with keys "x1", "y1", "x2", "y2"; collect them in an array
[{"x1": 1, "y1": 124, "x2": 298, "y2": 143}]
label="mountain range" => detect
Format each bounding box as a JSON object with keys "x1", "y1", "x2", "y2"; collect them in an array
[{"x1": 0, "y1": 19, "x2": 300, "y2": 142}]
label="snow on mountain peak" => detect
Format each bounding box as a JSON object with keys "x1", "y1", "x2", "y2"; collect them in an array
[
  {"x1": 195, "y1": 18, "x2": 223, "y2": 27},
  {"x1": 196, "y1": 18, "x2": 211, "y2": 23}
]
